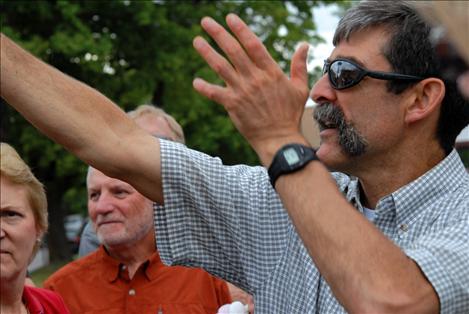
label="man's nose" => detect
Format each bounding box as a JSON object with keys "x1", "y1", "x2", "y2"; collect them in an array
[
  {"x1": 93, "y1": 193, "x2": 116, "y2": 215},
  {"x1": 310, "y1": 74, "x2": 337, "y2": 105}
]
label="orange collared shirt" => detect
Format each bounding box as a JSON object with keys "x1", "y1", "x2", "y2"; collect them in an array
[{"x1": 44, "y1": 246, "x2": 231, "y2": 314}]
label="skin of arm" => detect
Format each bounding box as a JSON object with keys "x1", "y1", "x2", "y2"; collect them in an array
[
  {"x1": 192, "y1": 14, "x2": 439, "y2": 313},
  {"x1": 0, "y1": 33, "x2": 164, "y2": 204}
]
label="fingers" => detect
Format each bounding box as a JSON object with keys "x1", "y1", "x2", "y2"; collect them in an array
[
  {"x1": 226, "y1": 14, "x2": 277, "y2": 70},
  {"x1": 193, "y1": 36, "x2": 238, "y2": 86},
  {"x1": 290, "y1": 43, "x2": 310, "y2": 87},
  {"x1": 200, "y1": 17, "x2": 252, "y2": 75},
  {"x1": 193, "y1": 77, "x2": 229, "y2": 105}
]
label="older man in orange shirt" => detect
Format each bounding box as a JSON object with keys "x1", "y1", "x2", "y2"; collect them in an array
[{"x1": 44, "y1": 105, "x2": 232, "y2": 314}]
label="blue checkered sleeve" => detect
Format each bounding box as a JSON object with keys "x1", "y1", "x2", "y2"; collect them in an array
[
  {"x1": 404, "y1": 202, "x2": 469, "y2": 314},
  {"x1": 155, "y1": 140, "x2": 290, "y2": 294}
]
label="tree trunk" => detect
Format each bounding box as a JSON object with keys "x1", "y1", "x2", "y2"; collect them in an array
[{"x1": 45, "y1": 181, "x2": 73, "y2": 262}]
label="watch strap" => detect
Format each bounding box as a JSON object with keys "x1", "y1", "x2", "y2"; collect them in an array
[{"x1": 268, "y1": 144, "x2": 318, "y2": 188}]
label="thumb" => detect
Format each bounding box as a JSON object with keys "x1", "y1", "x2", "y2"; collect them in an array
[{"x1": 290, "y1": 42, "x2": 309, "y2": 87}]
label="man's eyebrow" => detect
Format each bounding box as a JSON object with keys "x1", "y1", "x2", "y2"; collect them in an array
[{"x1": 111, "y1": 183, "x2": 132, "y2": 190}]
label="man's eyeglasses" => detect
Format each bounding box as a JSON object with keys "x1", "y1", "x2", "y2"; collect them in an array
[{"x1": 323, "y1": 59, "x2": 425, "y2": 90}]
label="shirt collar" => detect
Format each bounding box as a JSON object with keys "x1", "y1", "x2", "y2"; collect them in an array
[
  {"x1": 98, "y1": 245, "x2": 163, "y2": 282},
  {"x1": 390, "y1": 149, "x2": 468, "y2": 226},
  {"x1": 342, "y1": 176, "x2": 362, "y2": 211},
  {"x1": 144, "y1": 251, "x2": 164, "y2": 281},
  {"x1": 343, "y1": 150, "x2": 467, "y2": 226},
  {"x1": 22, "y1": 286, "x2": 45, "y2": 314},
  {"x1": 97, "y1": 246, "x2": 122, "y2": 282}
]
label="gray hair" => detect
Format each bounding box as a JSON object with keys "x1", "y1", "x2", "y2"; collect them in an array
[
  {"x1": 334, "y1": 0, "x2": 436, "y2": 92},
  {"x1": 127, "y1": 104, "x2": 185, "y2": 144}
]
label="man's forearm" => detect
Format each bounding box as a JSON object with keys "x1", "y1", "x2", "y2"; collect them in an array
[
  {"x1": 274, "y1": 162, "x2": 439, "y2": 313},
  {"x1": 1, "y1": 34, "x2": 127, "y2": 164},
  {"x1": 0, "y1": 34, "x2": 164, "y2": 203}
]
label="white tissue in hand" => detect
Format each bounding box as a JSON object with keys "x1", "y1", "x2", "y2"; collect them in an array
[
  {"x1": 230, "y1": 301, "x2": 247, "y2": 313},
  {"x1": 217, "y1": 301, "x2": 248, "y2": 314}
]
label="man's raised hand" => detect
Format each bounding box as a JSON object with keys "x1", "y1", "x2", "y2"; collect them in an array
[{"x1": 193, "y1": 14, "x2": 311, "y2": 163}]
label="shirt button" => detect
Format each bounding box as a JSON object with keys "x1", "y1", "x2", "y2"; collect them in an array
[
  {"x1": 399, "y1": 224, "x2": 408, "y2": 232},
  {"x1": 128, "y1": 289, "x2": 136, "y2": 296}
]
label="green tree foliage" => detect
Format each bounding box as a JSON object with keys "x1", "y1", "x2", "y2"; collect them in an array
[{"x1": 0, "y1": 0, "x2": 348, "y2": 261}]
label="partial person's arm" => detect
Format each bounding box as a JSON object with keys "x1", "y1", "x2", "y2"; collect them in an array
[
  {"x1": 78, "y1": 221, "x2": 100, "y2": 257},
  {"x1": 0, "y1": 33, "x2": 163, "y2": 204},
  {"x1": 227, "y1": 283, "x2": 254, "y2": 313},
  {"x1": 193, "y1": 14, "x2": 439, "y2": 313}
]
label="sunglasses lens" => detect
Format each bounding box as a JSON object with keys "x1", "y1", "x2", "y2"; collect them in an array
[{"x1": 329, "y1": 60, "x2": 362, "y2": 89}]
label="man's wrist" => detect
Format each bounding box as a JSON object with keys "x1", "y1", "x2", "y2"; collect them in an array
[
  {"x1": 253, "y1": 134, "x2": 309, "y2": 167},
  {"x1": 268, "y1": 143, "x2": 318, "y2": 188}
]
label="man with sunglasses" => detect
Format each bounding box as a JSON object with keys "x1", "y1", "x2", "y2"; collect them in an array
[
  {"x1": 190, "y1": 1, "x2": 468, "y2": 313},
  {"x1": 1, "y1": 1, "x2": 468, "y2": 313}
]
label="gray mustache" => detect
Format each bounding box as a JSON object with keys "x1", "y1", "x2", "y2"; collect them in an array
[
  {"x1": 313, "y1": 103, "x2": 346, "y2": 130},
  {"x1": 313, "y1": 103, "x2": 368, "y2": 157}
]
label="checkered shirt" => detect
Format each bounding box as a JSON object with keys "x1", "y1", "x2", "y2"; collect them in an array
[{"x1": 155, "y1": 140, "x2": 469, "y2": 314}]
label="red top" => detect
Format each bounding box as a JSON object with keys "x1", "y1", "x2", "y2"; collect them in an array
[
  {"x1": 44, "y1": 246, "x2": 231, "y2": 314},
  {"x1": 22, "y1": 286, "x2": 71, "y2": 314}
]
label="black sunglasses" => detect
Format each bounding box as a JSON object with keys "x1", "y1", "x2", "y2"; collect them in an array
[{"x1": 323, "y1": 59, "x2": 425, "y2": 90}]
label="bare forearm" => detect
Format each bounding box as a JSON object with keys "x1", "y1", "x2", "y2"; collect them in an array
[
  {"x1": 274, "y1": 161, "x2": 438, "y2": 312},
  {"x1": 1, "y1": 34, "x2": 126, "y2": 164},
  {"x1": 0, "y1": 34, "x2": 163, "y2": 203}
]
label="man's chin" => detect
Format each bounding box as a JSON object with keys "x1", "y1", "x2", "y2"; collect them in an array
[
  {"x1": 97, "y1": 232, "x2": 127, "y2": 247},
  {"x1": 97, "y1": 222, "x2": 122, "y2": 234},
  {"x1": 316, "y1": 144, "x2": 351, "y2": 172},
  {"x1": 316, "y1": 142, "x2": 340, "y2": 162}
]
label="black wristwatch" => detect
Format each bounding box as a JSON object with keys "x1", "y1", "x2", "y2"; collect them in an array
[{"x1": 268, "y1": 143, "x2": 318, "y2": 188}]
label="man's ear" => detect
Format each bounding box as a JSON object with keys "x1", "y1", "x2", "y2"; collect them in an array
[{"x1": 404, "y1": 78, "x2": 445, "y2": 124}]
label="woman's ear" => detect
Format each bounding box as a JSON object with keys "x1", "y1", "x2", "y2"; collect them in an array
[
  {"x1": 404, "y1": 78, "x2": 445, "y2": 124},
  {"x1": 36, "y1": 228, "x2": 44, "y2": 242}
]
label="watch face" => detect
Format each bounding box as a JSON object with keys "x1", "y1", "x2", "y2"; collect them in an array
[{"x1": 283, "y1": 147, "x2": 300, "y2": 166}]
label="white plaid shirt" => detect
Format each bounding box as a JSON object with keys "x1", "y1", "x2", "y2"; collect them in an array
[{"x1": 155, "y1": 140, "x2": 469, "y2": 313}]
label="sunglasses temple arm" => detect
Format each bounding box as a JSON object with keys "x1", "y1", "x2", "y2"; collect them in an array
[{"x1": 367, "y1": 71, "x2": 424, "y2": 81}]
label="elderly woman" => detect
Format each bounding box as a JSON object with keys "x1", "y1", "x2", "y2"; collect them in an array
[{"x1": 1, "y1": 142, "x2": 70, "y2": 313}]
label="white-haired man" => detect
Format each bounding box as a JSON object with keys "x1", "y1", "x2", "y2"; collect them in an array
[{"x1": 43, "y1": 105, "x2": 233, "y2": 314}]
